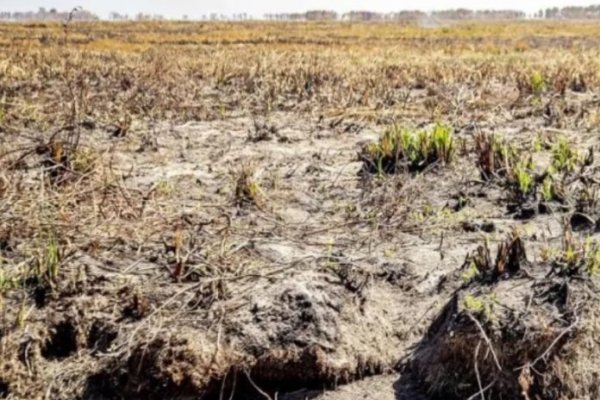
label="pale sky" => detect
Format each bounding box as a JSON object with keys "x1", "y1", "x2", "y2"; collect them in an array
[{"x1": 1, "y1": 0, "x2": 598, "y2": 18}]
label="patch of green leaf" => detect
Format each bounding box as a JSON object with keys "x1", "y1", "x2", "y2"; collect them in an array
[{"x1": 360, "y1": 123, "x2": 455, "y2": 175}]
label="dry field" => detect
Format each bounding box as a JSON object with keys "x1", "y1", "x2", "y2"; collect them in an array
[{"x1": 2, "y1": 20, "x2": 600, "y2": 399}]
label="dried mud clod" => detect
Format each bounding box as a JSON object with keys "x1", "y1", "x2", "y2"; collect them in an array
[
  {"x1": 94, "y1": 334, "x2": 237, "y2": 399},
  {"x1": 406, "y1": 232, "x2": 600, "y2": 400},
  {"x1": 76, "y1": 268, "x2": 408, "y2": 399}
]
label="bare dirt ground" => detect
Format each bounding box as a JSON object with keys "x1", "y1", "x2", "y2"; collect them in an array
[
  {"x1": 2, "y1": 20, "x2": 600, "y2": 400},
  {"x1": 2, "y1": 101, "x2": 594, "y2": 398},
  {"x1": 3, "y1": 111, "x2": 457, "y2": 399}
]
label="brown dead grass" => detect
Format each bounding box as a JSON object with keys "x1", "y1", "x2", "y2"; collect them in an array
[{"x1": 2, "y1": 19, "x2": 600, "y2": 400}]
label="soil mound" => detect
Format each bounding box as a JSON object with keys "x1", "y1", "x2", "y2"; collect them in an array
[
  {"x1": 0, "y1": 262, "x2": 416, "y2": 399},
  {"x1": 407, "y1": 233, "x2": 600, "y2": 399}
]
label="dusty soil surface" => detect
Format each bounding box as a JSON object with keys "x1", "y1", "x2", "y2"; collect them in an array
[
  {"x1": 2, "y1": 20, "x2": 600, "y2": 397},
  {"x1": 4, "y1": 84, "x2": 600, "y2": 399}
]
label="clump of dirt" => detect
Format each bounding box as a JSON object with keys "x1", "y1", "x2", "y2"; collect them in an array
[
  {"x1": 86, "y1": 330, "x2": 240, "y2": 399},
  {"x1": 227, "y1": 269, "x2": 402, "y2": 388},
  {"x1": 92, "y1": 267, "x2": 414, "y2": 398},
  {"x1": 406, "y1": 233, "x2": 600, "y2": 399},
  {"x1": 0, "y1": 259, "x2": 418, "y2": 399}
]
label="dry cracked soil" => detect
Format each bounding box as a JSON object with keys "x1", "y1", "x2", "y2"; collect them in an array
[{"x1": 2, "y1": 86, "x2": 600, "y2": 400}]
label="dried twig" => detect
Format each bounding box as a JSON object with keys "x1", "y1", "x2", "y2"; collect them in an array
[
  {"x1": 243, "y1": 369, "x2": 273, "y2": 400},
  {"x1": 468, "y1": 313, "x2": 502, "y2": 372},
  {"x1": 515, "y1": 316, "x2": 579, "y2": 371},
  {"x1": 473, "y1": 341, "x2": 485, "y2": 400}
]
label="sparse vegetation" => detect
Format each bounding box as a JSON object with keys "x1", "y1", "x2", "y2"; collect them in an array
[
  {"x1": 474, "y1": 132, "x2": 518, "y2": 180},
  {"x1": 551, "y1": 136, "x2": 579, "y2": 173},
  {"x1": 411, "y1": 226, "x2": 600, "y2": 400},
  {"x1": 360, "y1": 123, "x2": 454, "y2": 174},
  {"x1": 540, "y1": 174, "x2": 565, "y2": 203},
  {"x1": 475, "y1": 132, "x2": 590, "y2": 219},
  {"x1": 2, "y1": 17, "x2": 600, "y2": 400},
  {"x1": 553, "y1": 228, "x2": 600, "y2": 276},
  {"x1": 234, "y1": 166, "x2": 264, "y2": 207},
  {"x1": 512, "y1": 161, "x2": 535, "y2": 199},
  {"x1": 530, "y1": 70, "x2": 546, "y2": 96}
]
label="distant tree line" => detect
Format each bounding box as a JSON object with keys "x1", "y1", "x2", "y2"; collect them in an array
[
  {"x1": 264, "y1": 6, "x2": 600, "y2": 21},
  {"x1": 264, "y1": 9, "x2": 527, "y2": 21},
  {"x1": 430, "y1": 9, "x2": 526, "y2": 20},
  {"x1": 109, "y1": 12, "x2": 251, "y2": 21},
  {"x1": 342, "y1": 11, "x2": 426, "y2": 21},
  {"x1": 264, "y1": 10, "x2": 338, "y2": 21},
  {"x1": 4, "y1": 6, "x2": 600, "y2": 22},
  {"x1": 0, "y1": 7, "x2": 98, "y2": 21},
  {"x1": 342, "y1": 9, "x2": 527, "y2": 21},
  {"x1": 538, "y1": 5, "x2": 600, "y2": 19}
]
